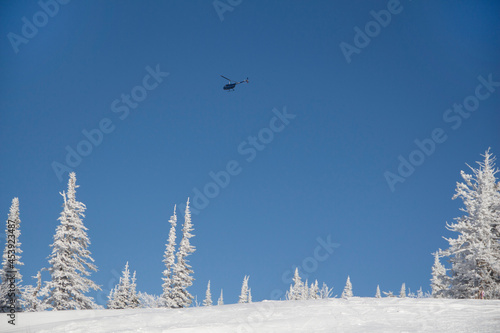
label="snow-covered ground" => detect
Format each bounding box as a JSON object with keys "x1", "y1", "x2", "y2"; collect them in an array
[{"x1": 2, "y1": 298, "x2": 499, "y2": 333}]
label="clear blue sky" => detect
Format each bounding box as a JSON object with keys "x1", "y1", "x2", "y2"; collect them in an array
[{"x1": 1, "y1": 0, "x2": 499, "y2": 305}]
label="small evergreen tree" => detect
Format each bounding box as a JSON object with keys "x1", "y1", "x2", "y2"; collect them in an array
[
  {"x1": 399, "y1": 283, "x2": 406, "y2": 298},
  {"x1": 107, "y1": 262, "x2": 139, "y2": 309},
  {"x1": 217, "y1": 289, "x2": 223, "y2": 305},
  {"x1": 44, "y1": 173, "x2": 101, "y2": 310},
  {"x1": 203, "y1": 280, "x2": 212, "y2": 306},
  {"x1": 287, "y1": 268, "x2": 304, "y2": 300},
  {"x1": 0, "y1": 198, "x2": 23, "y2": 312},
  {"x1": 309, "y1": 280, "x2": 319, "y2": 299},
  {"x1": 431, "y1": 251, "x2": 449, "y2": 298},
  {"x1": 341, "y1": 276, "x2": 353, "y2": 298},
  {"x1": 375, "y1": 285, "x2": 381, "y2": 298},
  {"x1": 238, "y1": 275, "x2": 250, "y2": 303},
  {"x1": 21, "y1": 271, "x2": 48, "y2": 312}
]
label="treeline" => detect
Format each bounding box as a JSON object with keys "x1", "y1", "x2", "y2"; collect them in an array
[{"x1": 1, "y1": 148, "x2": 499, "y2": 312}]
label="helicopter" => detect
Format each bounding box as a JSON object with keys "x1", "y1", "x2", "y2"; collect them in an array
[{"x1": 220, "y1": 75, "x2": 249, "y2": 91}]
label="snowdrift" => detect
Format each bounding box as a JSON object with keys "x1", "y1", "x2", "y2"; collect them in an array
[{"x1": 2, "y1": 297, "x2": 499, "y2": 332}]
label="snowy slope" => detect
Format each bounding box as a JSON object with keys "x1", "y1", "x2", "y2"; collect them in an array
[{"x1": 2, "y1": 298, "x2": 499, "y2": 333}]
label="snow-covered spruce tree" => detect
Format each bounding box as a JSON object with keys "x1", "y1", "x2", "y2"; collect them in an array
[
  {"x1": 441, "y1": 149, "x2": 500, "y2": 299},
  {"x1": 107, "y1": 262, "x2": 139, "y2": 309},
  {"x1": 21, "y1": 271, "x2": 48, "y2": 312},
  {"x1": 160, "y1": 206, "x2": 177, "y2": 308},
  {"x1": 171, "y1": 199, "x2": 196, "y2": 308},
  {"x1": 375, "y1": 285, "x2": 381, "y2": 298},
  {"x1": 399, "y1": 283, "x2": 406, "y2": 298},
  {"x1": 303, "y1": 279, "x2": 309, "y2": 300},
  {"x1": 44, "y1": 172, "x2": 101, "y2": 310},
  {"x1": 217, "y1": 289, "x2": 223, "y2": 305},
  {"x1": 0, "y1": 197, "x2": 23, "y2": 313},
  {"x1": 248, "y1": 288, "x2": 252, "y2": 303},
  {"x1": 287, "y1": 268, "x2": 304, "y2": 300},
  {"x1": 238, "y1": 275, "x2": 250, "y2": 303},
  {"x1": 309, "y1": 280, "x2": 319, "y2": 299},
  {"x1": 341, "y1": 276, "x2": 353, "y2": 299},
  {"x1": 431, "y1": 251, "x2": 449, "y2": 298},
  {"x1": 203, "y1": 280, "x2": 212, "y2": 306}
]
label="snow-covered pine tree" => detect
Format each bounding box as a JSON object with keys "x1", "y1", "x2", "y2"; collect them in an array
[
  {"x1": 107, "y1": 262, "x2": 139, "y2": 309},
  {"x1": 309, "y1": 280, "x2": 319, "y2": 299},
  {"x1": 160, "y1": 206, "x2": 177, "y2": 308},
  {"x1": 130, "y1": 271, "x2": 138, "y2": 306},
  {"x1": 21, "y1": 271, "x2": 48, "y2": 312},
  {"x1": 238, "y1": 275, "x2": 250, "y2": 303},
  {"x1": 287, "y1": 268, "x2": 304, "y2": 300},
  {"x1": 171, "y1": 198, "x2": 196, "y2": 308},
  {"x1": 441, "y1": 149, "x2": 500, "y2": 299},
  {"x1": 203, "y1": 280, "x2": 212, "y2": 306},
  {"x1": 375, "y1": 285, "x2": 381, "y2": 298},
  {"x1": 341, "y1": 276, "x2": 353, "y2": 299},
  {"x1": 217, "y1": 289, "x2": 223, "y2": 305},
  {"x1": 431, "y1": 251, "x2": 449, "y2": 298},
  {"x1": 248, "y1": 288, "x2": 252, "y2": 303},
  {"x1": 399, "y1": 283, "x2": 406, "y2": 298},
  {"x1": 0, "y1": 197, "x2": 23, "y2": 312},
  {"x1": 44, "y1": 172, "x2": 101, "y2": 310}
]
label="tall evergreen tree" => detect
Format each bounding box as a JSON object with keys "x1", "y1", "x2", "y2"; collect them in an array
[
  {"x1": 441, "y1": 149, "x2": 500, "y2": 299},
  {"x1": 160, "y1": 206, "x2": 177, "y2": 307},
  {"x1": 0, "y1": 198, "x2": 23, "y2": 312},
  {"x1": 341, "y1": 276, "x2": 353, "y2": 298},
  {"x1": 430, "y1": 251, "x2": 449, "y2": 298},
  {"x1": 171, "y1": 198, "x2": 195, "y2": 308},
  {"x1": 44, "y1": 172, "x2": 101, "y2": 310},
  {"x1": 107, "y1": 262, "x2": 139, "y2": 309},
  {"x1": 238, "y1": 275, "x2": 250, "y2": 304},
  {"x1": 375, "y1": 285, "x2": 381, "y2": 298},
  {"x1": 203, "y1": 280, "x2": 212, "y2": 306}
]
